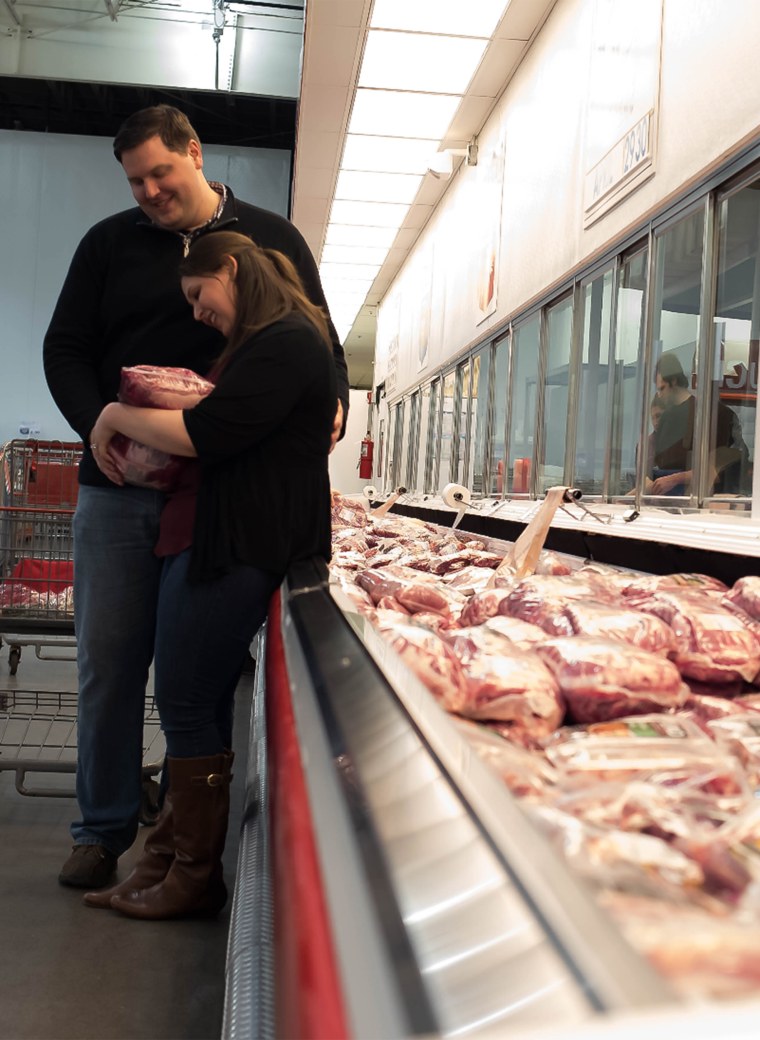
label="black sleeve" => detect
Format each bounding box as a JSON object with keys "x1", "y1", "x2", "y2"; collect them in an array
[
  {"x1": 183, "y1": 323, "x2": 336, "y2": 465},
  {"x1": 42, "y1": 230, "x2": 108, "y2": 443}
]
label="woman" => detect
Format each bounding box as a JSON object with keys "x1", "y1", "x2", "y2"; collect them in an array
[{"x1": 83, "y1": 230, "x2": 337, "y2": 919}]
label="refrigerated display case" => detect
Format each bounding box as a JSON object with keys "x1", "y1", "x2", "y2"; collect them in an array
[{"x1": 223, "y1": 557, "x2": 685, "y2": 1040}]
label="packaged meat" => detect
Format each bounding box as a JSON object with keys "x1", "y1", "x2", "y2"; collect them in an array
[
  {"x1": 482, "y1": 615, "x2": 549, "y2": 648},
  {"x1": 373, "y1": 619, "x2": 469, "y2": 710},
  {"x1": 443, "y1": 632, "x2": 564, "y2": 742},
  {"x1": 724, "y1": 575, "x2": 760, "y2": 620},
  {"x1": 544, "y1": 714, "x2": 749, "y2": 801},
  {"x1": 442, "y1": 566, "x2": 500, "y2": 594},
  {"x1": 621, "y1": 572, "x2": 729, "y2": 598},
  {"x1": 560, "y1": 601, "x2": 676, "y2": 656},
  {"x1": 535, "y1": 637, "x2": 688, "y2": 723},
  {"x1": 453, "y1": 718, "x2": 558, "y2": 800},
  {"x1": 458, "y1": 587, "x2": 513, "y2": 626},
  {"x1": 534, "y1": 550, "x2": 573, "y2": 576},
  {"x1": 628, "y1": 589, "x2": 760, "y2": 684},
  {"x1": 110, "y1": 365, "x2": 214, "y2": 491},
  {"x1": 707, "y1": 714, "x2": 760, "y2": 790}
]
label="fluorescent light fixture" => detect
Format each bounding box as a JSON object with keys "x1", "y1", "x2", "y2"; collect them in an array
[
  {"x1": 370, "y1": 0, "x2": 508, "y2": 38},
  {"x1": 341, "y1": 134, "x2": 440, "y2": 174},
  {"x1": 359, "y1": 31, "x2": 489, "y2": 95},
  {"x1": 322, "y1": 243, "x2": 391, "y2": 265},
  {"x1": 348, "y1": 88, "x2": 460, "y2": 139},
  {"x1": 324, "y1": 223, "x2": 399, "y2": 248},
  {"x1": 330, "y1": 198, "x2": 410, "y2": 228},
  {"x1": 320, "y1": 261, "x2": 383, "y2": 281},
  {"x1": 335, "y1": 169, "x2": 424, "y2": 205}
]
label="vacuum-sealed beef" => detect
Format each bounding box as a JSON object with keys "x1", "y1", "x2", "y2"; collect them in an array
[
  {"x1": 458, "y1": 587, "x2": 514, "y2": 626},
  {"x1": 535, "y1": 637, "x2": 688, "y2": 723},
  {"x1": 628, "y1": 589, "x2": 760, "y2": 684},
  {"x1": 724, "y1": 576, "x2": 760, "y2": 621},
  {"x1": 110, "y1": 365, "x2": 214, "y2": 491},
  {"x1": 561, "y1": 600, "x2": 677, "y2": 656},
  {"x1": 374, "y1": 619, "x2": 468, "y2": 709}
]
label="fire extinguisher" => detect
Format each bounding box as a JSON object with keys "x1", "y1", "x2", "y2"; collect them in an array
[{"x1": 358, "y1": 435, "x2": 374, "y2": 479}]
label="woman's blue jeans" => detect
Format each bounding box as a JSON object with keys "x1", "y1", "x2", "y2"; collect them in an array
[{"x1": 154, "y1": 548, "x2": 279, "y2": 759}]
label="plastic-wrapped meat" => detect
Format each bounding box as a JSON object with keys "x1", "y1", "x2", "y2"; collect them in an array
[
  {"x1": 375, "y1": 596, "x2": 411, "y2": 614},
  {"x1": 679, "y1": 691, "x2": 753, "y2": 734},
  {"x1": 331, "y1": 496, "x2": 370, "y2": 530},
  {"x1": 504, "y1": 589, "x2": 576, "y2": 637},
  {"x1": 598, "y1": 890, "x2": 760, "y2": 999},
  {"x1": 429, "y1": 548, "x2": 504, "y2": 576},
  {"x1": 543, "y1": 714, "x2": 749, "y2": 802},
  {"x1": 707, "y1": 714, "x2": 760, "y2": 790},
  {"x1": 453, "y1": 647, "x2": 564, "y2": 742},
  {"x1": 534, "y1": 550, "x2": 573, "y2": 576},
  {"x1": 409, "y1": 611, "x2": 459, "y2": 635},
  {"x1": 458, "y1": 587, "x2": 513, "y2": 626},
  {"x1": 373, "y1": 619, "x2": 468, "y2": 709},
  {"x1": 724, "y1": 575, "x2": 760, "y2": 620},
  {"x1": 483, "y1": 615, "x2": 549, "y2": 649},
  {"x1": 621, "y1": 572, "x2": 729, "y2": 599},
  {"x1": 330, "y1": 549, "x2": 369, "y2": 571},
  {"x1": 561, "y1": 600, "x2": 677, "y2": 656},
  {"x1": 529, "y1": 804, "x2": 705, "y2": 894},
  {"x1": 442, "y1": 566, "x2": 498, "y2": 595},
  {"x1": 118, "y1": 364, "x2": 214, "y2": 408},
  {"x1": 355, "y1": 568, "x2": 460, "y2": 617},
  {"x1": 628, "y1": 589, "x2": 760, "y2": 684},
  {"x1": 0, "y1": 583, "x2": 44, "y2": 610},
  {"x1": 331, "y1": 528, "x2": 369, "y2": 553},
  {"x1": 328, "y1": 572, "x2": 375, "y2": 614},
  {"x1": 453, "y1": 718, "x2": 558, "y2": 801},
  {"x1": 535, "y1": 637, "x2": 688, "y2": 723},
  {"x1": 111, "y1": 365, "x2": 214, "y2": 490}
]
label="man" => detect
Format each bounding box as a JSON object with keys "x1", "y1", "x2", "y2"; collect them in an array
[
  {"x1": 44, "y1": 105, "x2": 349, "y2": 888},
  {"x1": 651, "y1": 352, "x2": 741, "y2": 496}
]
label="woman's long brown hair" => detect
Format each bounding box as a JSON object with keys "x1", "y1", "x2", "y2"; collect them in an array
[{"x1": 178, "y1": 230, "x2": 332, "y2": 367}]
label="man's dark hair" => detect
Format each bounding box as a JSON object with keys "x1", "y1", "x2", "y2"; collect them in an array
[
  {"x1": 113, "y1": 105, "x2": 201, "y2": 162},
  {"x1": 655, "y1": 351, "x2": 689, "y2": 388}
]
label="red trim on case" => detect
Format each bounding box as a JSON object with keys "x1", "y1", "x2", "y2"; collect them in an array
[{"x1": 266, "y1": 589, "x2": 350, "y2": 1040}]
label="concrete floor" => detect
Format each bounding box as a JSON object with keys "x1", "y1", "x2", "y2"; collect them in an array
[{"x1": 0, "y1": 637, "x2": 250, "y2": 1040}]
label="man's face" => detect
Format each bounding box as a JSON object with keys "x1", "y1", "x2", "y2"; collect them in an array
[
  {"x1": 120, "y1": 135, "x2": 205, "y2": 231},
  {"x1": 655, "y1": 373, "x2": 675, "y2": 407}
]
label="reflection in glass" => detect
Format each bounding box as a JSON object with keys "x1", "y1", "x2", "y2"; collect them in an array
[
  {"x1": 451, "y1": 361, "x2": 469, "y2": 486},
  {"x1": 574, "y1": 269, "x2": 613, "y2": 495},
  {"x1": 647, "y1": 207, "x2": 704, "y2": 498},
  {"x1": 389, "y1": 400, "x2": 405, "y2": 490},
  {"x1": 489, "y1": 334, "x2": 509, "y2": 497},
  {"x1": 610, "y1": 248, "x2": 648, "y2": 496},
  {"x1": 537, "y1": 296, "x2": 573, "y2": 494},
  {"x1": 710, "y1": 180, "x2": 759, "y2": 503},
  {"x1": 406, "y1": 390, "x2": 421, "y2": 490},
  {"x1": 469, "y1": 349, "x2": 490, "y2": 497},
  {"x1": 438, "y1": 370, "x2": 456, "y2": 490},
  {"x1": 507, "y1": 318, "x2": 539, "y2": 494},
  {"x1": 424, "y1": 379, "x2": 441, "y2": 493}
]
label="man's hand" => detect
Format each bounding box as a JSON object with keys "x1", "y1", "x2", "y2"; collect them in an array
[
  {"x1": 89, "y1": 404, "x2": 125, "y2": 485},
  {"x1": 329, "y1": 400, "x2": 344, "y2": 454}
]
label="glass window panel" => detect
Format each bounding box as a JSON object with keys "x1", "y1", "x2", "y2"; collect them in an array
[
  {"x1": 406, "y1": 391, "x2": 421, "y2": 490},
  {"x1": 709, "y1": 180, "x2": 759, "y2": 503},
  {"x1": 648, "y1": 207, "x2": 705, "y2": 499},
  {"x1": 574, "y1": 269, "x2": 614, "y2": 495},
  {"x1": 424, "y1": 379, "x2": 441, "y2": 493},
  {"x1": 451, "y1": 361, "x2": 470, "y2": 486},
  {"x1": 537, "y1": 297, "x2": 573, "y2": 495},
  {"x1": 489, "y1": 334, "x2": 509, "y2": 496},
  {"x1": 389, "y1": 400, "x2": 405, "y2": 490},
  {"x1": 439, "y1": 370, "x2": 457, "y2": 490},
  {"x1": 609, "y1": 248, "x2": 649, "y2": 496},
  {"x1": 507, "y1": 318, "x2": 540, "y2": 494},
  {"x1": 469, "y1": 348, "x2": 491, "y2": 498}
]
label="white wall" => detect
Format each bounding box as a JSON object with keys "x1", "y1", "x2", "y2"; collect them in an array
[
  {"x1": 373, "y1": 0, "x2": 760, "y2": 403},
  {"x1": 0, "y1": 130, "x2": 291, "y2": 445},
  {"x1": 328, "y1": 388, "x2": 370, "y2": 495}
]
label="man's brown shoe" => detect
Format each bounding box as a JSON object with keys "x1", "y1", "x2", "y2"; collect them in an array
[{"x1": 59, "y1": 845, "x2": 117, "y2": 888}]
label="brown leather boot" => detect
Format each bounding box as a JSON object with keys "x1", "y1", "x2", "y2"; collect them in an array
[
  {"x1": 110, "y1": 752, "x2": 232, "y2": 921},
  {"x1": 82, "y1": 795, "x2": 175, "y2": 910}
]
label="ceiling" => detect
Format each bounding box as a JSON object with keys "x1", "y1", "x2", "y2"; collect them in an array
[
  {"x1": 291, "y1": 0, "x2": 559, "y2": 390},
  {"x1": 0, "y1": 0, "x2": 556, "y2": 389}
]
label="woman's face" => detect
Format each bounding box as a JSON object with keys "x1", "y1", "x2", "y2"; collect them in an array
[{"x1": 181, "y1": 265, "x2": 236, "y2": 337}]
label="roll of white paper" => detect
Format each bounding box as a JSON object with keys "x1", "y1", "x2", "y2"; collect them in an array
[
  {"x1": 441, "y1": 482, "x2": 471, "y2": 509},
  {"x1": 363, "y1": 485, "x2": 378, "y2": 500}
]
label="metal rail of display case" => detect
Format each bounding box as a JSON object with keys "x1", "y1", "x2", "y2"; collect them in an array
[{"x1": 226, "y1": 559, "x2": 673, "y2": 1039}]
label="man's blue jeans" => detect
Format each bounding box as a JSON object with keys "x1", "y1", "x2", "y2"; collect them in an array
[{"x1": 72, "y1": 485, "x2": 166, "y2": 855}]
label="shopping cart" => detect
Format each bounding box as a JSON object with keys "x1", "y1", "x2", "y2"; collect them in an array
[
  {"x1": 0, "y1": 440, "x2": 80, "y2": 675},
  {"x1": 0, "y1": 688, "x2": 165, "y2": 817}
]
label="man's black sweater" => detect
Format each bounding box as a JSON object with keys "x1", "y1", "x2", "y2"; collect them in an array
[{"x1": 43, "y1": 188, "x2": 349, "y2": 486}]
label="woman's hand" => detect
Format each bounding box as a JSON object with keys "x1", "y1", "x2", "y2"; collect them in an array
[{"x1": 89, "y1": 403, "x2": 125, "y2": 486}]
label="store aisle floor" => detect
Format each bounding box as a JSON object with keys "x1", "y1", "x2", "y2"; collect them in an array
[{"x1": 0, "y1": 641, "x2": 250, "y2": 1040}]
